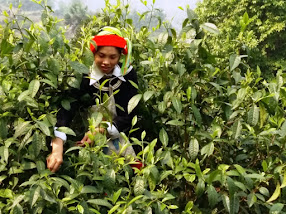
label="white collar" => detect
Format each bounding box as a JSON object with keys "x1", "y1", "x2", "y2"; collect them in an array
[{"x1": 89, "y1": 63, "x2": 126, "y2": 85}]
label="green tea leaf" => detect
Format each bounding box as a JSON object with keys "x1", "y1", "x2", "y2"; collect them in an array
[
  {"x1": 12, "y1": 204, "x2": 23, "y2": 214},
  {"x1": 201, "y1": 23, "x2": 220, "y2": 34},
  {"x1": 36, "y1": 121, "x2": 51, "y2": 136},
  {"x1": 267, "y1": 182, "x2": 281, "y2": 203},
  {"x1": 192, "y1": 104, "x2": 202, "y2": 126},
  {"x1": 83, "y1": 48, "x2": 94, "y2": 67},
  {"x1": 128, "y1": 94, "x2": 142, "y2": 114},
  {"x1": 171, "y1": 97, "x2": 182, "y2": 114},
  {"x1": 159, "y1": 128, "x2": 169, "y2": 147},
  {"x1": 81, "y1": 186, "x2": 100, "y2": 194},
  {"x1": 112, "y1": 188, "x2": 122, "y2": 204},
  {"x1": 201, "y1": 142, "x2": 214, "y2": 157},
  {"x1": 247, "y1": 105, "x2": 259, "y2": 126},
  {"x1": 259, "y1": 187, "x2": 269, "y2": 197},
  {"x1": 189, "y1": 138, "x2": 199, "y2": 159},
  {"x1": 69, "y1": 61, "x2": 89, "y2": 74},
  {"x1": 31, "y1": 186, "x2": 41, "y2": 207},
  {"x1": 229, "y1": 54, "x2": 241, "y2": 71},
  {"x1": 166, "y1": 119, "x2": 184, "y2": 126},
  {"x1": 61, "y1": 99, "x2": 71, "y2": 111},
  {"x1": 87, "y1": 199, "x2": 112, "y2": 208},
  {"x1": 28, "y1": 79, "x2": 40, "y2": 98},
  {"x1": 14, "y1": 121, "x2": 31, "y2": 138},
  {"x1": 143, "y1": 90, "x2": 154, "y2": 102},
  {"x1": 207, "y1": 185, "x2": 219, "y2": 207},
  {"x1": 232, "y1": 120, "x2": 242, "y2": 139}
]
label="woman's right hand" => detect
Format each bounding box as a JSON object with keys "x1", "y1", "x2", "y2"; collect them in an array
[
  {"x1": 47, "y1": 137, "x2": 64, "y2": 172},
  {"x1": 76, "y1": 128, "x2": 105, "y2": 147}
]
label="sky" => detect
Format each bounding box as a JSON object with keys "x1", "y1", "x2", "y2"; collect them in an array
[{"x1": 61, "y1": 0, "x2": 200, "y2": 29}]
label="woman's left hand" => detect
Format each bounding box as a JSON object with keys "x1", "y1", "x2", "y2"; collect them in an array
[{"x1": 76, "y1": 128, "x2": 105, "y2": 147}]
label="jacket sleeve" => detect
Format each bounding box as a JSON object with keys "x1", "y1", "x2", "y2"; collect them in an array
[
  {"x1": 113, "y1": 68, "x2": 138, "y2": 133},
  {"x1": 56, "y1": 75, "x2": 92, "y2": 128}
]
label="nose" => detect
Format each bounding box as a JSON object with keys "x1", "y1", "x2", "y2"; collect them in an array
[{"x1": 102, "y1": 58, "x2": 110, "y2": 65}]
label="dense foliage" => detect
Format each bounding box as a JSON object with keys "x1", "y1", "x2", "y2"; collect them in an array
[
  {"x1": 196, "y1": 0, "x2": 286, "y2": 78},
  {"x1": 1, "y1": 0, "x2": 286, "y2": 213}
]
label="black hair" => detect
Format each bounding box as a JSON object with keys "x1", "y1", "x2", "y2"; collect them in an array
[{"x1": 97, "y1": 46, "x2": 122, "y2": 55}]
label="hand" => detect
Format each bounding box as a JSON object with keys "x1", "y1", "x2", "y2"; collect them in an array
[
  {"x1": 76, "y1": 128, "x2": 105, "y2": 147},
  {"x1": 47, "y1": 137, "x2": 63, "y2": 173}
]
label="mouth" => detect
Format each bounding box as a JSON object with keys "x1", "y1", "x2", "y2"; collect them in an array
[{"x1": 100, "y1": 66, "x2": 110, "y2": 72}]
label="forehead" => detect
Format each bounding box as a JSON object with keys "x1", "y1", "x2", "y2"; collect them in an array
[{"x1": 97, "y1": 46, "x2": 119, "y2": 55}]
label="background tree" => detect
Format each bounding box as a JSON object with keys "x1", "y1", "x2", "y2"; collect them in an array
[
  {"x1": 56, "y1": 0, "x2": 90, "y2": 36},
  {"x1": 196, "y1": 0, "x2": 286, "y2": 77}
]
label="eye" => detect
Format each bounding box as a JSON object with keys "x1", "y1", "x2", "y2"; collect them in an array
[{"x1": 110, "y1": 55, "x2": 118, "y2": 60}]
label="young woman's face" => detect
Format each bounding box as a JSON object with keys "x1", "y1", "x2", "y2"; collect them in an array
[{"x1": 94, "y1": 46, "x2": 121, "y2": 74}]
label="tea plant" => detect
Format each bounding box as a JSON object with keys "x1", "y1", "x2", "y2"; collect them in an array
[{"x1": 1, "y1": 0, "x2": 286, "y2": 213}]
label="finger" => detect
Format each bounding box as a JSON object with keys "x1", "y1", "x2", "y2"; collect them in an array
[
  {"x1": 47, "y1": 155, "x2": 51, "y2": 164},
  {"x1": 48, "y1": 158, "x2": 56, "y2": 171},
  {"x1": 81, "y1": 135, "x2": 88, "y2": 143},
  {"x1": 76, "y1": 141, "x2": 86, "y2": 147},
  {"x1": 51, "y1": 161, "x2": 62, "y2": 173}
]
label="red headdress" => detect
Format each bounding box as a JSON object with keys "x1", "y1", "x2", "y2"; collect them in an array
[{"x1": 90, "y1": 34, "x2": 128, "y2": 55}]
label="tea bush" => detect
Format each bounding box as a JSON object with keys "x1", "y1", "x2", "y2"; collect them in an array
[{"x1": 1, "y1": 0, "x2": 286, "y2": 213}]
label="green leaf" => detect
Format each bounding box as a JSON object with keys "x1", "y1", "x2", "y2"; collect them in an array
[
  {"x1": 12, "y1": 204, "x2": 23, "y2": 214},
  {"x1": 0, "y1": 118, "x2": 8, "y2": 139},
  {"x1": 159, "y1": 128, "x2": 169, "y2": 147},
  {"x1": 83, "y1": 48, "x2": 94, "y2": 67},
  {"x1": 57, "y1": 126, "x2": 76, "y2": 136},
  {"x1": 247, "y1": 105, "x2": 259, "y2": 126},
  {"x1": 32, "y1": 131, "x2": 41, "y2": 157},
  {"x1": 229, "y1": 54, "x2": 241, "y2": 71},
  {"x1": 187, "y1": 8, "x2": 198, "y2": 21},
  {"x1": 127, "y1": 195, "x2": 143, "y2": 206},
  {"x1": 31, "y1": 186, "x2": 41, "y2": 207},
  {"x1": 222, "y1": 194, "x2": 230, "y2": 213},
  {"x1": 247, "y1": 193, "x2": 257, "y2": 208},
  {"x1": 201, "y1": 23, "x2": 220, "y2": 34},
  {"x1": 67, "y1": 77, "x2": 81, "y2": 89},
  {"x1": 166, "y1": 119, "x2": 184, "y2": 126},
  {"x1": 131, "y1": 115, "x2": 138, "y2": 127},
  {"x1": 189, "y1": 138, "x2": 199, "y2": 159},
  {"x1": 108, "y1": 204, "x2": 121, "y2": 214},
  {"x1": 128, "y1": 94, "x2": 142, "y2": 114},
  {"x1": 61, "y1": 99, "x2": 71, "y2": 111},
  {"x1": 200, "y1": 142, "x2": 214, "y2": 157},
  {"x1": 90, "y1": 112, "x2": 103, "y2": 128},
  {"x1": 36, "y1": 121, "x2": 51, "y2": 136},
  {"x1": 207, "y1": 185, "x2": 219, "y2": 208},
  {"x1": 267, "y1": 182, "x2": 281, "y2": 203},
  {"x1": 69, "y1": 61, "x2": 89, "y2": 74},
  {"x1": 171, "y1": 97, "x2": 182, "y2": 114},
  {"x1": 158, "y1": 101, "x2": 166, "y2": 114},
  {"x1": 270, "y1": 203, "x2": 284, "y2": 213},
  {"x1": 129, "y1": 80, "x2": 139, "y2": 89},
  {"x1": 186, "y1": 87, "x2": 192, "y2": 101},
  {"x1": 14, "y1": 121, "x2": 31, "y2": 138},
  {"x1": 191, "y1": 104, "x2": 202, "y2": 126},
  {"x1": 143, "y1": 90, "x2": 154, "y2": 102},
  {"x1": 28, "y1": 79, "x2": 40, "y2": 98},
  {"x1": 232, "y1": 120, "x2": 242, "y2": 139},
  {"x1": 259, "y1": 187, "x2": 270, "y2": 197},
  {"x1": 87, "y1": 199, "x2": 112, "y2": 208},
  {"x1": 279, "y1": 120, "x2": 286, "y2": 138},
  {"x1": 112, "y1": 188, "x2": 122, "y2": 204},
  {"x1": 81, "y1": 186, "x2": 100, "y2": 194}
]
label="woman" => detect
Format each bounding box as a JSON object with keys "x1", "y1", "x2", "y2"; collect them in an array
[{"x1": 47, "y1": 27, "x2": 138, "y2": 173}]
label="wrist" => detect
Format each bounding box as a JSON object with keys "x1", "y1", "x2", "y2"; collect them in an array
[{"x1": 52, "y1": 137, "x2": 64, "y2": 154}]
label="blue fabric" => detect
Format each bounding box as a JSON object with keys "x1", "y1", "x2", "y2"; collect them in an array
[{"x1": 103, "y1": 138, "x2": 120, "y2": 154}]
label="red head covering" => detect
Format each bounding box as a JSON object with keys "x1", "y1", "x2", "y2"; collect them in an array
[{"x1": 90, "y1": 34, "x2": 128, "y2": 55}]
